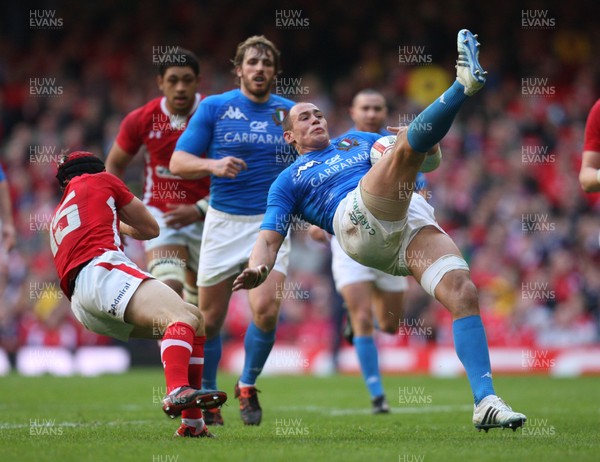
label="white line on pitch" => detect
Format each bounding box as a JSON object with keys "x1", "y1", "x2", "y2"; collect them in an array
[
  {"x1": 275, "y1": 404, "x2": 472, "y2": 416},
  {"x1": 0, "y1": 420, "x2": 155, "y2": 430}
]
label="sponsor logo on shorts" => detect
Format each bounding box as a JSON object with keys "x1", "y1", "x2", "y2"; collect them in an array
[
  {"x1": 109, "y1": 282, "x2": 131, "y2": 316},
  {"x1": 349, "y1": 194, "x2": 376, "y2": 236}
]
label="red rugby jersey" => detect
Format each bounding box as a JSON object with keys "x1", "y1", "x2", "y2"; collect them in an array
[
  {"x1": 584, "y1": 99, "x2": 600, "y2": 152},
  {"x1": 115, "y1": 94, "x2": 209, "y2": 211},
  {"x1": 50, "y1": 172, "x2": 134, "y2": 299}
]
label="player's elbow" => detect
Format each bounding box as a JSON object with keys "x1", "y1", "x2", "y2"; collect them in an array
[
  {"x1": 139, "y1": 218, "x2": 160, "y2": 240},
  {"x1": 149, "y1": 222, "x2": 160, "y2": 239}
]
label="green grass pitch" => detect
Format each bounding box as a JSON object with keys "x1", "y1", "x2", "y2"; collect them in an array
[{"x1": 0, "y1": 370, "x2": 598, "y2": 461}]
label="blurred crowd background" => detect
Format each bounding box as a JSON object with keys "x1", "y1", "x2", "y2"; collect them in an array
[{"x1": 1, "y1": 0, "x2": 599, "y2": 364}]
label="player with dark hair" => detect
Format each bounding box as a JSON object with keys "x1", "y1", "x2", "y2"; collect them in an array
[
  {"x1": 106, "y1": 48, "x2": 209, "y2": 306},
  {"x1": 170, "y1": 36, "x2": 294, "y2": 426},
  {"x1": 50, "y1": 151, "x2": 226, "y2": 438},
  {"x1": 233, "y1": 30, "x2": 526, "y2": 432}
]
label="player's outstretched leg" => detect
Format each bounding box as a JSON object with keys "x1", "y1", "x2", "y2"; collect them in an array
[
  {"x1": 456, "y1": 29, "x2": 487, "y2": 96},
  {"x1": 360, "y1": 29, "x2": 487, "y2": 220},
  {"x1": 406, "y1": 29, "x2": 487, "y2": 154}
]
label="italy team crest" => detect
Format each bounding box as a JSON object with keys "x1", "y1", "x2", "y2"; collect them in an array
[
  {"x1": 272, "y1": 108, "x2": 288, "y2": 126},
  {"x1": 336, "y1": 138, "x2": 359, "y2": 151}
]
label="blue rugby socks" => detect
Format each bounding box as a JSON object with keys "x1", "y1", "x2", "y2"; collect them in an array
[
  {"x1": 407, "y1": 81, "x2": 468, "y2": 153},
  {"x1": 354, "y1": 335, "x2": 384, "y2": 399},
  {"x1": 201, "y1": 334, "x2": 222, "y2": 390},
  {"x1": 240, "y1": 322, "x2": 276, "y2": 386},
  {"x1": 452, "y1": 315, "x2": 495, "y2": 404}
]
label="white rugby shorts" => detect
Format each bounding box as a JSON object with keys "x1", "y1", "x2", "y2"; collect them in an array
[
  {"x1": 197, "y1": 207, "x2": 291, "y2": 287},
  {"x1": 143, "y1": 205, "x2": 204, "y2": 272},
  {"x1": 70, "y1": 250, "x2": 152, "y2": 341},
  {"x1": 332, "y1": 185, "x2": 445, "y2": 277},
  {"x1": 330, "y1": 235, "x2": 408, "y2": 292}
]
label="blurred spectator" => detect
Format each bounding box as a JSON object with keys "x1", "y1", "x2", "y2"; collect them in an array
[{"x1": 1, "y1": 0, "x2": 599, "y2": 354}]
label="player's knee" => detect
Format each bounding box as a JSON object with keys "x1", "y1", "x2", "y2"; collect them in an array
[
  {"x1": 420, "y1": 255, "x2": 468, "y2": 297},
  {"x1": 160, "y1": 300, "x2": 202, "y2": 333},
  {"x1": 349, "y1": 308, "x2": 374, "y2": 332},
  {"x1": 199, "y1": 298, "x2": 227, "y2": 334},
  {"x1": 175, "y1": 302, "x2": 203, "y2": 333},
  {"x1": 449, "y1": 273, "x2": 479, "y2": 313},
  {"x1": 378, "y1": 317, "x2": 399, "y2": 335},
  {"x1": 252, "y1": 305, "x2": 279, "y2": 331},
  {"x1": 438, "y1": 270, "x2": 479, "y2": 317}
]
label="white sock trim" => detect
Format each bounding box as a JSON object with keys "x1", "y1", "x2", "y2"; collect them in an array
[{"x1": 160, "y1": 339, "x2": 193, "y2": 358}]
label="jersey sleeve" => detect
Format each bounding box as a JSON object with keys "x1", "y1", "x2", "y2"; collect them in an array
[
  {"x1": 115, "y1": 108, "x2": 145, "y2": 155},
  {"x1": 261, "y1": 170, "x2": 296, "y2": 236},
  {"x1": 175, "y1": 97, "x2": 215, "y2": 156},
  {"x1": 104, "y1": 173, "x2": 135, "y2": 207},
  {"x1": 584, "y1": 99, "x2": 600, "y2": 152}
]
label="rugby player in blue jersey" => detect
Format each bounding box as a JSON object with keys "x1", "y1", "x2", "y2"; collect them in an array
[
  {"x1": 170, "y1": 36, "x2": 294, "y2": 426},
  {"x1": 233, "y1": 30, "x2": 527, "y2": 432},
  {"x1": 309, "y1": 89, "x2": 428, "y2": 414}
]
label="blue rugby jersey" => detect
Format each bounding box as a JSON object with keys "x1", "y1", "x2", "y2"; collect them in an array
[
  {"x1": 262, "y1": 132, "x2": 380, "y2": 235},
  {"x1": 175, "y1": 89, "x2": 295, "y2": 215}
]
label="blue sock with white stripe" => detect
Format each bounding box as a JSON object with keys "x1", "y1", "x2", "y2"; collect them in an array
[
  {"x1": 201, "y1": 335, "x2": 221, "y2": 390},
  {"x1": 407, "y1": 80, "x2": 468, "y2": 153},
  {"x1": 240, "y1": 322, "x2": 276, "y2": 386},
  {"x1": 452, "y1": 315, "x2": 495, "y2": 405},
  {"x1": 354, "y1": 336, "x2": 384, "y2": 399}
]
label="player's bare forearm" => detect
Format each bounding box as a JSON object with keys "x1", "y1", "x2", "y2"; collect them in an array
[
  {"x1": 119, "y1": 222, "x2": 153, "y2": 240},
  {"x1": 579, "y1": 151, "x2": 600, "y2": 192},
  {"x1": 232, "y1": 230, "x2": 284, "y2": 291},
  {"x1": 105, "y1": 143, "x2": 133, "y2": 179},
  {"x1": 169, "y1": 150, "x2": 214, "y2": 179},
  {"x1": 170, "y1": 151, "x2": 247, "y2": 179},
  {"x1": 118, "y1": 197, "x2": 159, "y2": 240}
]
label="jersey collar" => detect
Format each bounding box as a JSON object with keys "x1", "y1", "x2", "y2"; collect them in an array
[{"x1": 160, "y1": 93, "x2": 201, "y2": 128}]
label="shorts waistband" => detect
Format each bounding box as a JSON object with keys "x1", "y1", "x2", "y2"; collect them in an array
[{"x1": 207, "y1": 206, "x2": 265, "y2": 223}]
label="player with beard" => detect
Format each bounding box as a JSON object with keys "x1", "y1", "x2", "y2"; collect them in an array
[{"x1": 170, "y1": 36, "x2": 294, "y2": 426}]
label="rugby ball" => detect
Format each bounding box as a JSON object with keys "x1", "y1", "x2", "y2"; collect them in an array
[
  {"x1": 369, "y1": 134, "x2": 442, "y2": 172},
  {"x1": 369, "y1": 135, "x2": 396, "y2": 165}
]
